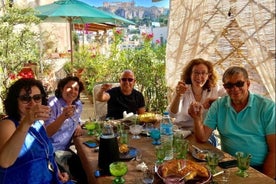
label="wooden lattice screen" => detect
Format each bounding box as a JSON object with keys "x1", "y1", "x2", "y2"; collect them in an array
[{"x1": 166, "y1": 0, "x2": 275, "y2": 102}]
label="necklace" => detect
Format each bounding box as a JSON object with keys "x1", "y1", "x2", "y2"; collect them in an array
[
  {"x1": 191, "y1": 87, "x2": 203, "y2": 102},
  {"x1": 29, "y1": 125, "x2": 54, "y2": 172}
]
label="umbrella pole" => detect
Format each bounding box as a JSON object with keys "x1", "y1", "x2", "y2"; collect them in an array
[{"x1": 69, "y1": 18, "x2": 73, "y2": 66}]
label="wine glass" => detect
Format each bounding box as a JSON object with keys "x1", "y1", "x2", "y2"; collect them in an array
[
  {"x1": 206, "y1": 152, "x2": 219, "y2": 174},
  {"x1": 236, "y1": 152, "x2": 252, "y2": 177},
  {"x1": 85, "y1": 121, "x2": 96, "y2": 135},
  {"x1": 150, "y1": 128, "x2": 161, "y2": 145},
  {"x1": 129, "y1": 125, "x2": 143, "y2": 139},
  {"x1": 109, "y1": 162, "x2": 128, "y2": 184}
]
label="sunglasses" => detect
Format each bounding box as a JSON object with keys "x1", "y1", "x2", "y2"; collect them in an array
[
  {"x1": 121, "y1": 78, "x2": 134, "y2": 82},
  {"x1": 18, "y1": 94, "x2": 43, "y2": 104},
  {"x1": 223, "y1": 81, "x2": 245, "y2": 89}
]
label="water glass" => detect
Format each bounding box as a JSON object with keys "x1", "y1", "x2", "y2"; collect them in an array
[
  {"x1": 142, "y1": 169, "x2": 154, "y2": 184},
  {"x1": 129, "y1": 124, "x2": 143, "y2": 139},
  {"x1": 236, "y1": 152, "x2": 252, "y2": 177},
  {"x1": 206, "y1": 152, "x2": 219, "y2": 174},
  {"x1": 150, "y1": 128, "x2": 161, "y2": 145},
  {"x1": 174, "y1": 139, "x2": 189, "y2": 159},
  {"x1": 156, "y1": 146, "x2": 166, "y2": 164},
  {"x1": 119, "y1": 131, "x2": 128, "y2": 145},
  {"x1": 136, "y1": 149, "x2": 143, "y2": 162}
]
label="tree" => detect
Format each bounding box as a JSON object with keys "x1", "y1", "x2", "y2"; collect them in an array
[{"x1": 0, "y1": 4, "x2": 41, "y2": 102}]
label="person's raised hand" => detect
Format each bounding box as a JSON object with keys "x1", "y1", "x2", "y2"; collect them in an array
[
  {"x1": 188, "y1": 101, "x2": 203, "y2": 121},
  {"x1": 101, "y1": 83, "x2": 112, "y2": 91},
  {"x1": 23, "y1": 104, "x2": 51, "y2": 125},
  {"x1": 175, "y1": 81, "x2": 188, "y2": 95},
  {"x1": 62, "y1": 105, "x2": 75, "y2": 119}
]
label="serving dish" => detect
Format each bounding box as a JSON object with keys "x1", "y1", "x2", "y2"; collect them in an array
[{"x1": 156, "y1": 159, "x2": 211, "y2": 184}]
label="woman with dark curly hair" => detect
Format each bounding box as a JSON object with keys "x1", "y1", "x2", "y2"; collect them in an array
[
  {"x1": 45, "y1": 76, "x2": 87, "y2": 184},
  {"x1": 168, "y1": 58, "x2": 225, "y2": 146},
  {"x1": 0, "y1": 78, "x2": 72, "y2": 183}
]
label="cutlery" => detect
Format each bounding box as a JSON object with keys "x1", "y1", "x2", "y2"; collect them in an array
[
  {"x1": 178, "y1": 171, "x2": 192, "y2": 182},
  {"x1": 192, "y1": 145, "x2": 204, "y2": 153},
  {"x1": 213, "y1": 170, "x2": 225, "y2": 177}
]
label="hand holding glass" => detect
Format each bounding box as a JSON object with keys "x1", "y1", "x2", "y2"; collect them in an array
[{"x1": 236, "y1": 152, "x2": 252, "y2": 177}]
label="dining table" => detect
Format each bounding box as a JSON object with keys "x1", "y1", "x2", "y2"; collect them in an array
[{"x1": 73, "y1": 126, "x2": 275, "y2": 184}]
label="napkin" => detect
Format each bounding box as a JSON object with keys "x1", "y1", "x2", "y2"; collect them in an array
[{"x1": 123, "y1": 111, "x2": 138, "y2": 121}]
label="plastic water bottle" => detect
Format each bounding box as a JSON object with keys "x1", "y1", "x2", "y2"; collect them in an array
[{"x1": 160, "y1": 111, "x2": 173, "y2": 160}]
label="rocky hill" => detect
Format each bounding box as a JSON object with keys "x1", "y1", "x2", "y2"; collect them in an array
[{"x1": 98, "y1": 1, "x2": 169, "y2": 21}]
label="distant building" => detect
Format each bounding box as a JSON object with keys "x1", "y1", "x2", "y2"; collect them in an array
[{"x1": 103, "y1": 1, "x2": 135, "y2": 8}]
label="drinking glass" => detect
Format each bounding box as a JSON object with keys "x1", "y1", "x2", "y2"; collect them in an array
[
  {"x1": 94, "y1": 121, "x2": 103, "y2": 137},
  {"x1": 156, "y1": 146, "x2": 166, "y2": 164},
  {"x1": 119, "y1": 130, "x2": 128, "y2": 145},
  {"x1": 150, "y1": 128, "x2": 161, "y2": 145},
  {"x1": 129, "y1": 125, "x2": 143, "y2": 139},
  {"x1": 174, "y1": 139, "x2": 189, "y2": 159},
  {"x1": 206, "y1": 152, "x2": 219, "y2": 174},
  {"x1": 235, "y1": 152, "x2": 252, "y2": 177},
  {"x1": 142, "y1": 169, "x2": 155, "y2": 184},
  {"x1": 85, "y1": 121, "x2": 96, "y2": 135},
  {"x1": 109, "y1": 162, "x2": 128, "y2": 184}
]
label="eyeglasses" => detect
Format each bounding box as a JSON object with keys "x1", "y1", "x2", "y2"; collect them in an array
[
  {"x1": 121, "y1": 78, "x2": 134, "y2": 82},
  {"x1": 192, "y1": 71, "x2": 210, "y2": 76},
  {"x1": 223, "y1": 81, "x2": 245, "y2": 89},
  {"x1": 18, "y1": 94, "x2": 43, "y2": 104}
]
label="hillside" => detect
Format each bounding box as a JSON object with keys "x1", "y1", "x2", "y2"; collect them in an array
[{"x1": 98, "y1": 1, "x2": 169, "y2": 25}]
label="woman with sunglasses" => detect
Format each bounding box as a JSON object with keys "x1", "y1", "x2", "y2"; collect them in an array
[
  {"x1": 96, "y1": 69, "x2": 146, "y2": 119},
  {"x1": 45, "y1": 76, "x2": 87, "y2": 184},
  {"x1": 0, "y1": 78, "x2": 72, "y2": 183},
  {"x1": 188, "y1": 66, "x2": 275, "y2": 179},
  {"x1": 168, "y1": 58, "x2": 225, "y2": 146}
]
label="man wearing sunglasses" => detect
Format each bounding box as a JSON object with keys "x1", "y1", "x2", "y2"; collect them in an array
[
  {"x1": 188, "y1": 66, "x2": 275, "y2": 179},
  {"x1": 96, "y1": 70, "x2": 146, "y2": 119}
]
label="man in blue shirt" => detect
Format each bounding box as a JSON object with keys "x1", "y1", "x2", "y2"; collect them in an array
[{"x1": 188, "y1": 66, "x2": 275, "y2": 179}]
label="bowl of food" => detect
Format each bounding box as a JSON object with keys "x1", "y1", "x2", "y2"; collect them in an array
[
  {"x1": 138, "y1": 112, "x2": 158, "y2": 124},
  {"x1": 156, "y1": 159, "x2": 211, "y2": 184}
]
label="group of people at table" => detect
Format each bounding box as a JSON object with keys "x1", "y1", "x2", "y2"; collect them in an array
[{"x1": 0, "y1": 58, "x2": 274, "y2": 184}]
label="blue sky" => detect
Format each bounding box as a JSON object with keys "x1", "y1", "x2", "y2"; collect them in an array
[{"x1": 79, "y1": 0, "x2": 169, "y2": 8}]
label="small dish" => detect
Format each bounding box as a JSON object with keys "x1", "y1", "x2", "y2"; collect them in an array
[
  {"x1": 192, "y1": 149, "x2": 224, "y2": 162},
  {"x1": 119, "y1": 147, "x2": 137, "y2": 160}
]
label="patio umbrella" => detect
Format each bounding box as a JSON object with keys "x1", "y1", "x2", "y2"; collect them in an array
[{"x1": 35, "y1": 0, "x2": 134, "y2": 64}]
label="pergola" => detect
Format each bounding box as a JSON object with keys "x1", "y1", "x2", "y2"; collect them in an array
[{"x1": 74, "y1": 23, "x2": 116, "y2": 32}]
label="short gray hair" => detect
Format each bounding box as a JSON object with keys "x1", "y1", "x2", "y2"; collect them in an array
[{"x1": 222, "y1": 66, "x2": 249, "y2": 83}]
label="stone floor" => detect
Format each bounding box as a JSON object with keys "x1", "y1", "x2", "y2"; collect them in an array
[{"x1": 80, "y1": 93, "x2": 95, "y2": 122}]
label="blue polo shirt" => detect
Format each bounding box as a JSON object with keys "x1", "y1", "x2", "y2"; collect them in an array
[{"x1": 205, "y1": 92, "x2": 275, "y2": 166}]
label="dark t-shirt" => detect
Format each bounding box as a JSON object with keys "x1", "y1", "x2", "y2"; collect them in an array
[{"x1": 106, "y1": 87, "x2": 145, "y2": 119}]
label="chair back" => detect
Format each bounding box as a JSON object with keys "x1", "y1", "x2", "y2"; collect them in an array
[{"x1": 93, "y1": 82, "x2": 120, "y2": 120}]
